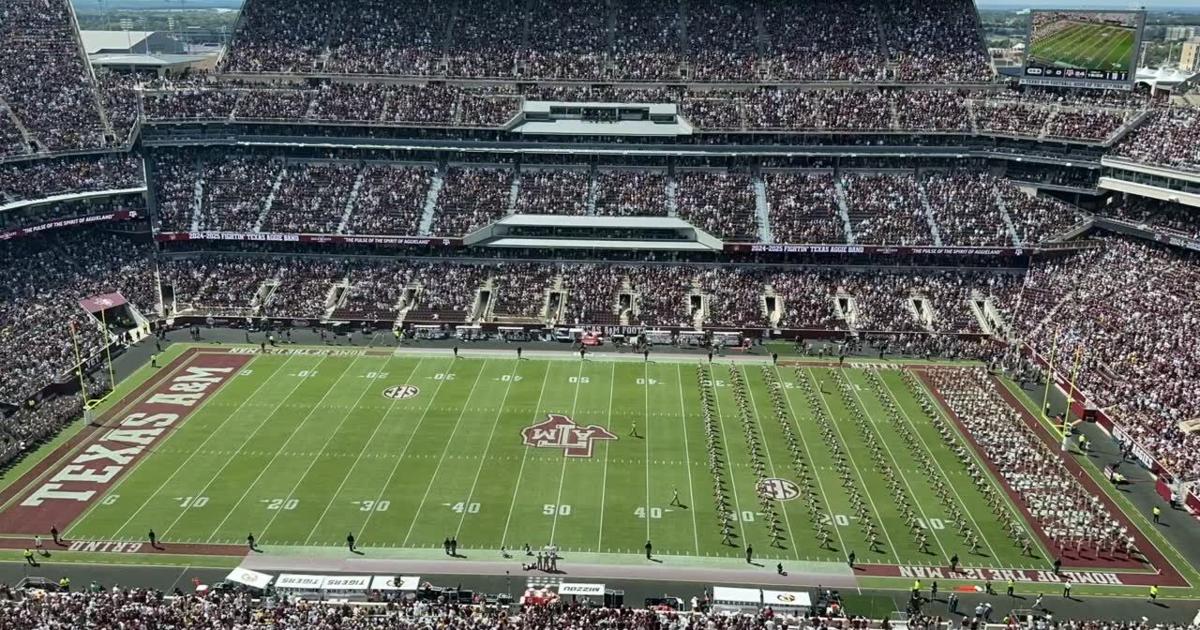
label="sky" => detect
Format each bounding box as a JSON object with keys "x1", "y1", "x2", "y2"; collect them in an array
[{"x1": 978, "y1": 0, "x2": 1198, "y2": 8}]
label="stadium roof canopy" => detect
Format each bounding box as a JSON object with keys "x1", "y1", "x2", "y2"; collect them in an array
[
  {"x1": 492, "y1": 216, "x2": 697, "y2": 229},
  {"x1": 1135, "y1": 66, "x2": 1198, "y2": 90},
  {"x1": 81, "y1": 31, "x2": 157, "y2": 54}
]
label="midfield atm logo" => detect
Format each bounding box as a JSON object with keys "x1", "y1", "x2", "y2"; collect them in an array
[{"x1": 521, "y1": 413, "x2": 617, "y2": 458}]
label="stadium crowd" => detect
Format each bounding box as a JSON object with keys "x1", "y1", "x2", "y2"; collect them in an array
[
  {"x1": 148, "y1": 157, "x2": 1088, "y2": 247},
  {"x1": 1102, "y1": 197, "x2": 1200, "y2": 240},
  {"x1": 1011, "y1": 236, "x2": 1200, "y2": 481},
  {"x1": 0, "y1": 155, "x2": 144, "y2": 206},
  {"x1": 1111, "y1": 108, "x2": 1200, "y2": 174},
  {"x1": 143, "y1": 83, "x2": 521, "y2": 128},
  {"x1": 0, "y1": 0, "x2": 110, "y2": 153},
  {"x1": 215, "y1": 0, "x2": 992, "y2": 84},
  {"x1": 0, "y1": 230, "x2": 156, "y2": 403},
  {"x1": 137, "y1": 81, "x2": 1154, "y2": 142},
  {"x1": 154, "y1": 257, "x2": 1020, "y2": 336},
  {"x1": 0, "y1": 585, "x2": 1193, "y2": 629},
  {"x1": 0, "y1": 586, "x2": 901, "y2": 630},
  {"x1": 675, "y1": 172, "x2": 759, "y2": 241}
]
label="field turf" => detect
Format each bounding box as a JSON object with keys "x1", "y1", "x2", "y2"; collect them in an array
[
  {"x1": 1029, "y1": 20, "x2": 1135, "y2": 73},
  {"x1": 54, "y1": 348, "x2": 1047, "y2": 568}
]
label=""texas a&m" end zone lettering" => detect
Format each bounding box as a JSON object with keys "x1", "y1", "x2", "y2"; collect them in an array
[{"x1": 0, "y1": 353, "x2": 249, "y2": 534}]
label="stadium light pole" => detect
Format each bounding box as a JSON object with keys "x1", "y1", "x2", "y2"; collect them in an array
[
  {"x1": 100, "y1": 308, "x2": 117, "y2": 396},
  {"x1": 69, "y1": 321, "x2": 89, "y2": 407},
  {"x1": 1062, "y1": 346, "x2": 1083, "y2": 452},
  {"x1": 1041, "y1": 329, "x2": 1059, "y2": 424}
]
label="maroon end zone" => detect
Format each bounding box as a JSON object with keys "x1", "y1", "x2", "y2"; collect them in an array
[
  {"x1": 912, "y1": 368, "x2": 1186, "y2": 587},
  {"x1": 0, "y1": 350, "x2": 250, "y2": 535}
]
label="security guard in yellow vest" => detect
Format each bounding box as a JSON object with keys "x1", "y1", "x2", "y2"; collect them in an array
[{"x1": 59, "y1": 576, "x2": 70, "y2": 592}]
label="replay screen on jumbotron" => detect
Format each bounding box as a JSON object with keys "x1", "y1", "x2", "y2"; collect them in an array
[{"x1": 1023, "y1": 10, "x2": 1145, "y2": 88}]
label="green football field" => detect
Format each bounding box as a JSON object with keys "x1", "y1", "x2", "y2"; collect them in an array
[
  {"x1": 58, "y1": 348, "x2": 1046, "y2": 568},
  {"x1": 1029, "y1": 20, "x2": 1135, "y2": 73}
]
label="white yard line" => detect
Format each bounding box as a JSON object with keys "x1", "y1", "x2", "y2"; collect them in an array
[
  {"x1": 355, "y1": 358, "x2": 460, "y2": 541},
  {"x1": 301, "y1": 358, "x2": 426, "y2": 544},
  {"x1": 400, "y1": 361, "x2": 492, "y2": 546},
  {"x1": 877, "y1": 372, "x2": 1001, "y2": 560},
  {"x1": 498, "y1": 363, "x2": 555, "y2": 547},
  {"x1": 198, "y1": 354, "x2": 367, "y2": 543},
  {"x1": 110, "y1": 354, "x2": 299, "y2": 539},
  {"x1": 803, "y1": 367, "x2": 903, "y2": 564},
  {"x1": 596, "y1": 362, "x2": 616, "y2": 551},
  {"x1": 843, "y1": 369, "x2": 951, "y2": 563},
  {"x1": 772, "y1": 366, "x2": 849, "y2": 558},
  {"x1": 452, "y1": 361, "x2": 521, "y2": 539},
  {"x1": 675, "y1": 364, "x2": 701, "y2": 555},
  {"x1": 547, "y1": 362, "x2": 587, "y2": 544},
  {"x1": 738, "y1": 366, "x2": 800, "y2": 561},
  {"x1": 643, "y1": 362, "x2": 652, "y2": 542}
]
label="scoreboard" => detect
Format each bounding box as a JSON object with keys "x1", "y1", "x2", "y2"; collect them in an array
[{"x1": 1022, "y1": 10, "x2": 1145, "y2": 90}]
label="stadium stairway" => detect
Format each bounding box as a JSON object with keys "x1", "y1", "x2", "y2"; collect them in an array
[
  {"x1": 0, "y1": 101, "x2": 33, "y2": 155},
  {"x1": 618, "y1": 279, "x2": 634, "y2": 326},
  {"x1": 253, "y1": 167, "x2": 288, "y2": 232},
  {"x1": 507, "y1": 174, "x2": 521, "y2": 215},
  {"x1": 335, "y1": 170, "x2": 368, "y2": 234},
  {"x1": 754, "y1": 178, "x2": 773, "y2": 243},
  {"x1": 834, "y1": 294, "x2": 860, "y2": 330},
  {"x1": 323, "y1": 279, "x2": 350, "y2": 321},
  {"x1": 908, "y1": 295, "x2": 935, "y2": 331},
  {"x1": 833, "y1": 180, "x2": 855, "y2": 244},
  {"x1": 544, "y1": 276, "x2": 567, "y2": 325},
  {"x1": 688, "y1": 284, "x2": 709, "y2": 330},
  {"x1": 471, "y1": 280, "x2": 496, "y2": 324},
  {"x1": 189, "y1": 175, "x2": 204, "y2": 232},
  {"x1": 982, "y1": 294, "x2": 1014, "y2": 339},
  {"x1": 968, "y1": 291, "x2": 1001, "y2": 337},
  {"x1": 1037, "y1": 110, "x2": 1056, "y2": 141},
  {"x1": 916, "y1": 183, "x2": 945, "y2": 246},
  {"x1": 251, "y1": 279, "x2": 279, "y2": 316},
  {"x1": 762, "y1": 288, "x2": 783, "y2": 328},
  {"x1": 586, "y1": 173, "x2": 599, "y2": 216},
  {"x1": 993, "y1": 191, "x2": 1021, "y2": 246},
  {"x1": 393, "y1": 284, "x2": 421, "y2": 327},
  {"x1": 1106, "y1": 108, "x2": 1154, "y2": 147},
  {"x1": 666, "y1": 178, "x2": 679, "y2": 218},
  {"x1": 418, "y1": 171, "x2": 444, "y2": 236}
]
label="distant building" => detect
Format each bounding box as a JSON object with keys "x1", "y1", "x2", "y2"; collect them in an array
[
  {"x1": 1182, "y1": 39, "x2": 1200, "y2": 73},
  {"x1": 81, "y1": 31, "x2": 185, "y2": 56},
  {"x1": 80, "y1": 31, "x2": 216, "y2": 76},
  {"x1": 1165, "y1": 26, "x2": 1200, "y2": 42}
]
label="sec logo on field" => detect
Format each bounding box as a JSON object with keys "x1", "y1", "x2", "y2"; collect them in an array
[
  {"x1": 382, "y1": 385, "x2": 420, "y2": 400},
  {"x1": 757, "y1": 478, "x2": 801, "y2": 501}
]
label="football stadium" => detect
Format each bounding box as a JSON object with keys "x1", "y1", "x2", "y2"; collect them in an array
[{"x1": 0, "y1": 0, "x2": 1199, "y2": 626}]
